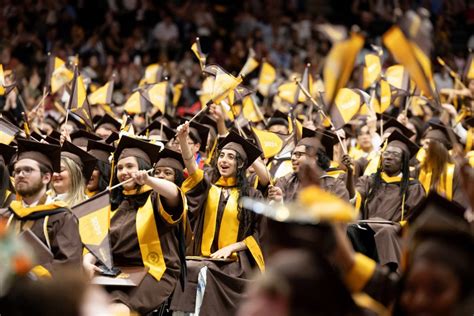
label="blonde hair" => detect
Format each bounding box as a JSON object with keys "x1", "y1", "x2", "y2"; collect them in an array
[{"x1": 55, "y1": 156, "x2": 88, "y2": 207}]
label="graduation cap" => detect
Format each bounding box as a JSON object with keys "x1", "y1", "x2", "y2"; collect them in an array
[
  {"x1": 464, "y1": 116, "x2": 474, "y2": 128},
  {"x1": 151, "y1": 111, "x2": 178, "y2": 129},
  {"x1": 385, "y1": 129, "x2": 419, "y2": 159},
  {"x1": 114, "y1": 135, "x2": 163, "y2": 166},
  {"x1": 104, "y1": 131, "x2": 119, "y2": 145},
  {"x1": 138, "y1": 120, "x2": 175, "y2": 142},
  {"x1": 0, "y1": 111, "x2": 19, "y2": 127},
  {"x1": 302, "y1": 127, "x2": 339, "y2": 159},
  {"x1": 16, "y1": 138, "x2": 61, "y2": 173},
  {"x1": 70, "y1": 130, "x2": 102, "y2": 149},
  {"x1": 92, "y1": 114, "x2": 103, "y2": 125},
  {"x1": 94, "y1": 113, "x2": 121, "y2": 132},
  {"x1": 156, "y1": 148, "x2": 185, "y2": 172},
  {"x1": 424, "y1": 120, "x2": 455, "y2": 149},
  {"x1": 62, "y1": 112, "x2": 87, "y2": 131},
  {"x1": 267, "y1": 110, "x2": 289, "y2": 128},
  {"x1": 199, "y1": 115, "x2": 218, "y2": 135},
  {"x1": 45, "y1": 135, "x2": 61, "y2": 145},
  {"x1": 49, "y1": 130, "x2": 62, "y2": 142},
  {"x1": 218, "y1": 130, "x2": 262, "y2": 167},
  {"x1": 382, "y1": 118, "x2": 415, "y2": 139},
  {"x1": 189, "y1": 121, "x2": 210, "y2": 152},
  {"x1": 43, "y1": 114, "x2": 60, "y2": 130},
  {"x1": 87, "y1": 139, "x2": 114, "y2": 164},
  {"x1": 61, "y1": 141, "x2": 98, "y2": 181},
  {"x1": 0, "y1": 143, "x2": 16, "y2": 165}
]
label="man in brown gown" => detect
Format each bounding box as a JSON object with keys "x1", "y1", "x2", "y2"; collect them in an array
[
  {"x1": 345, "y1": 131, "x2": 425, "y2": 271},
  {"x1": 0, "y1": 139, "x2": 82, "y2": 277}
]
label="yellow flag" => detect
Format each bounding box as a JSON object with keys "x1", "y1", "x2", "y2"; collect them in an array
[
  {"x1": 124, "y1": 91, "x2": 148, "y2": 114},
  {"x1": 252, "y1": 127, "x2": 284, "y2": 158},
  {"x1": 464, "y1": 53, "x2": 474, "y2": 81},
  {"x1": 172, "y1": 82, "x2": 183, "y2": 107},
  {"x1": 142, "y1": 81, "x2": 168, "y2": 113},
  {"x1": 89, "y1": 81, "x2": 114, "y2": 105},
  {"x1": 51, "y1": 57, "x2": 74, "y2": 94},
  {"x1": 383, "y1": 26, "x2": 436, "y2": 99},
  {"x1": 330, "y1": 88, "x2": 362, "y2": 129},
  {"x1": 239, "y1": 48, "x2": 259, "y2": 77},
  {"x1": 72, "y1": 192, "x2": 113, "y2": 269},
  {"x1": 0, "y1": 117, "x2": 20, "y2": 145},
  {"x1": 0, "y1": 64, "x2": 5, "y2": 96},
  {"x1": 140, "y1": 64, "x2": 162, "y2": 86},
  {"x1": 199, "y1": 76, "x2": 214, "y2": 107},
  {"x1": 385, "y1": 65, "x2": 410, "y2": 91},
  {"x1": 191, "y1": 38, "x2": 206, "y2": 70},
  {"x1": 278, "y1": 81, "x2": 298, "y2": 104},
  {"x1": 212, "y1": 67, "x2": 242, "y2": 105},
  {"x1": 257, "y1": 62, "x2": 276, "y2": 97},
  {"x1": 363, "y1": 53, "x2": 382, "y2": 89},
  {"x1": 242, "y1": 95, "x2": 265, "y2": 123},
  {"x1": 68, "y1": 68, "x2": 93, "y2": 130},
  {"x1": 324, "y1": 33, "x2": 364, "y2": 107},
  {"x1": 375, "y1": 79, "x2": 392, "y2": 114}
]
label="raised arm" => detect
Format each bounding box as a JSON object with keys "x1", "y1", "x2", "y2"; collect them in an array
[
  {"x1": 133, "y1": 171, "x2": 180, "y2": 208},
  {"x1": 176, "y1": 122, "x2": 198, "y2": 176}
]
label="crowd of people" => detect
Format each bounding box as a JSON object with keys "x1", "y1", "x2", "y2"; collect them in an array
[{"x1": 0, "y1": 1, "x2": 473, "y2": 316}]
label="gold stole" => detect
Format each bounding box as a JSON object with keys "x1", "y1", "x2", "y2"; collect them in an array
[
  {"x1": 466, "y1": 128, "x2": 473, "y2": 152},
  {"x1": 122, "y1": 186, "x2": 167, "y2": 281},
  {"x1": 201, "y1": 177, "x2": 240, "y2": 257},
  {"x1": 9, "y1": 200, "x2": 68, "y2": 218},
  {"x1": 419, "y1": 163, "x2": 455, "y2": 200},
  {"x1": 363, "y1": 152, "x2": 381, "y2": 176}
]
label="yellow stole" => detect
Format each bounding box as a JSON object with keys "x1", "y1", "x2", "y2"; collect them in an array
[
  {"x1": 466, "y1": 128, "x2": 473, "y2": 152},
  {"x1": 9, "y1": 200, "x2": 68, "y2": 218},
  {"x1": 201, "y1": 177, "x2": 240, "y2": 257},
  {"x1": 122, "y1": 186, "x2": 167, "y2": 281},
  {"x1": 419, "y1": 163, "x2": 455, "y2": 200},
  {"x1": 85, "y1": 190, "x2": 97, "y2": 198}
]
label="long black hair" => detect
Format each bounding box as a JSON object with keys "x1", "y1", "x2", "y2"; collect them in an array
[
  {"x1": 110, "y1": 157, "x2": 152, "y2": 210},
  {"x1": 95, "y1": 160, "x2": 111, "y2": 192},
  {"x1": 211, "y1": 150, "x2": 256, "y2": 240}
]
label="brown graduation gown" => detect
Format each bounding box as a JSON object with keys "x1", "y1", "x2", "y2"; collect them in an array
[
  {"x1": 0, "y1": 201, "x2": 82, "y2": 275},
  {"x1": 108, "y1": 191, "x2": 183, "y2": 315},
  {"x1": 170, "y1": 173, "x2": 265, "y2": 316},
  {"x1": 275, "y1": 171, "x2": 350, "y2": 202},
  {"x1": 350, "y1": 175, "x2": 425, "y2": 266}
]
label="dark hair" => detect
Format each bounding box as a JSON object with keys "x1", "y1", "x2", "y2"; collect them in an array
[
  {"x1": 365, "y1": 151, "x2": 410, "y2": 218},
  {"x1": 95, "y1": 160, "x2": 111, "y2": 192},
  {"x1": 111, "y1": 156, "x2": 152, "y2": 209},
  {"x1": 211, "y1": 150, "x2": 256, "y2": 240},
  {"x1": 0, "y1": 162, "x2": 14, "y2": 206},
  {"x1": 173, "y1": 168, "x2": 185, "y2": 187},
  {"x1": 316, "y1": 149, "x2": 331, "y2": 171}
]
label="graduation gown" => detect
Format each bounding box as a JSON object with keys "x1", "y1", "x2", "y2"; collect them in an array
[
  {"x1": 0, "y1": 198, "x2": 82, "y2": 277},
  {"x1": 170, "y1": 169, "x2": 265, "y2": 316},
  {"x1": 275, "y1": 171, "x2": 350, "y2": 202},
  {"x1": 349, "y1": 173, "x2": 425, "y2": 266},
  {"x1": 108, "y1": 188, "x2": 185, "y2": 315}
]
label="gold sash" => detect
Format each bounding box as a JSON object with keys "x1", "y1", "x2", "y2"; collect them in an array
[
  {"x1": 9, "y1": 200, "x2": 68, "y2": 218},
  {"x1": 419, "y1": 163, "x2": 455, "y2": 200}
]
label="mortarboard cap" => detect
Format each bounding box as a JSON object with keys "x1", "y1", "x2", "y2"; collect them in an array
[
  {"x1": 218, "y1": 130, "x2": 263, "y2": 167},
  {"x1": 114, "y1": 135, "x2": 163, "y2": 166},
  {"x1": 61, "y1": 141, "x2": 98, "y2": 181},
  {"x1": 62, "y1": 112, "x2": 87, "y2": 131},
  {"x1": 385, "y1": 129, "x2": 419, "y2": 159},
  {"x1": 302, "y1": 127, "x2": 339, "y2": 159},
  {"x1": 86, "y1": 139, "x2": 114, "y2": 164},
  {"x1": 94, "y1": 113, "x2": 121, "y2": 132},
  {"x1": 70, "y1": 130, "x2": 102, "y2": 149},
  {"x1": 424, "y1": 121, "x2": 455, "y2": 149},
  {"x1": 138, "y1": 120, "x2": 175, "y2": 142},
  {"x1": 382, "y1": 118, "x2": 415, "y2": 138},
  {"x1": 189, "y1": 121, "x2": 210, "y2": 152},
  {"x1": 0, "y1": 143, "x2": 16, "y2": 165},
  {"x1": 156, "y1": 148, "x2": 185, "y2": 172},
  {"x1": 267, "y1": 110, "x2": 289, "y2": 128},
  {"x1": 15, "y1": 139, "x2": 61, "y2": 173}
]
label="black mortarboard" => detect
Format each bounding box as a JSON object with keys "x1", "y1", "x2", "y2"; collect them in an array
[
  {"x1": 464, "y1": 116, "x2": 474, "y2": 128},
  {"x1": 189, "y1": 121, "x2": 210, "y2": 152},
  {"x1": 61, "y1": 141, "x2": 98, "y2": 181},
  {"x1": 425, "y1": 121, "x2": 455, "y2": 149},
  {"x1": 16, "y1": 139, "x2": 61, "y2": 172},
  {"x1": 385, "y1": 130, "x2": 419, "y2": 158},
  {"x1": 62, "y1": 112, "x2": 86, "y2": 131},
  {"x1": 382, "y1": 118, "x2": 415, "y2": 138},
  {"x1": 156, "y1": 148, "x2": 185, "y2": 172},
  {"x1": 218, "y1": 131, "x2": 263, "y2": 167},
  {"x1": 86, "y1": 140, "x2": 114, "y2": 164},
  {"x1": 49, "y1": 130, "x2": 62, "y2": 142},
  {"x1": 70, "y1": 130, "x2": 102, "y2": 149},
  {"x1": 151, "y1": 111, "x2": 178, "y2": 129},
  {"x1": 0, "y1": 143, "x2": 16, "y2": 165},
  {"x1": 94, "y1": 113, "x2": 121, "y2": 132},
  {"x1": 43, "y1": 114, "x2": 60, "y2": 130},
  {"x1": 302, "y1": 127, "x2": 339, "y2": 159},
  {"x1": 267, "y1": 110, "x2": 289, "y2": 128},
  {"x1": 104, "y1": 131, "x2": 119, "y2": 145},
  {"x1": 114, "y1": 135, "x2": 163, "y2": 166},
  {"x1": 199, "y1": 115, "x2": 218, "y2": 134},
  {"x1": 138, "y1": 120, "x2": 175, "y2": 142}
]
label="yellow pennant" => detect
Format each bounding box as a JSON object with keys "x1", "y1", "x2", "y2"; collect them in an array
[
  {"x1": 251, "y1": 127, "x2": 284, "y2": 158},
  {"x1": 330, "y1": 88, "x2": 362, "y2": 129},
  {"x1": 257, "y1": 62, "x2": 276, "y2": 97},
  {"x1": 89, "y1": 81, "x2": 113, "y2": 105},
  {"x1": 363, "y1": 53, "x2": 381, "y2": 89}
]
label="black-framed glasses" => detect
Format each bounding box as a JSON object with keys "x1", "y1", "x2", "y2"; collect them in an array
[{"x1": 382, "y1": 151, "x2": 402, "y2": 158}]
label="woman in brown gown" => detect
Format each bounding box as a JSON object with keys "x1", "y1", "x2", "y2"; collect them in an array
[
  {"x1": 170, "y1": 123, "x2": 265, "y2": 316},
  {"x1": 83, "y1": 136, "x2": 186, "y2": 315}
]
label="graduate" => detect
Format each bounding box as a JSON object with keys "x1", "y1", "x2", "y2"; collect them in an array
[
  {"x1": 269, "y1": 129, "x2": 349, "y2": 203},
  {"x1": 82, "y1": 135, "x2": 186, "y2": 315},
  {"x1": 344, "y1": 130, "x2": 425, "y2": 271},
  {"x1": 85, "y1": 139, "x2": 114, "y2": 197},
  {"x1": 170, "y1": 123, "x2": 265, "y2": 316},
  {"x1": 0, "y1": 139, "x2": 83, "y2": 277}
]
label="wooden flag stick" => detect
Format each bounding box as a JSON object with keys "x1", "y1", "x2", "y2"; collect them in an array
[
  {"x1": 295, "y1": 79, "x2": 347, "y2": 154},
  {"x1": 107, "y1": 168, "x2": 155, "y2": 191}
]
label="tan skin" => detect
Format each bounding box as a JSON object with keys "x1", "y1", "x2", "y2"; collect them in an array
[
  {"x1": 13, "y1": 159, "x2": 51, "y2": 205},
  {"x1": 154, "y1": 166, "x2": 176, "y2": 182},
  {"x1": 400, "y1": 259, "x2": 461, "y2": 316},
  {"x1": 87, "y1": 168, "x2": 100, "y2": 192},
  {"x1": 52, "y1": 161, "x2": 71, "y2": 195}
]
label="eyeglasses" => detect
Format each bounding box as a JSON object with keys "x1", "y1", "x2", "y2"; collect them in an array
[
  {"x1": 13, "y1": 166, "x2": 40, "y2": 177},
  {"x1": 382, "y1": 151, "x2": 402, "y2": 158}
]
